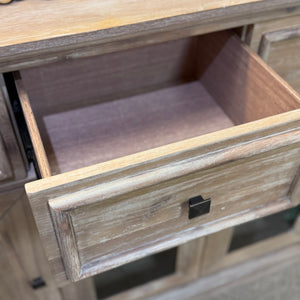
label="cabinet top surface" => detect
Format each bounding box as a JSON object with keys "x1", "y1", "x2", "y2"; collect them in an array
[
  {"x1": 0, "y1": 0, "x2": 294, "y2": 48},
  {"x1": 0, "y1": 0, "x2": 299, "y2": 72}
]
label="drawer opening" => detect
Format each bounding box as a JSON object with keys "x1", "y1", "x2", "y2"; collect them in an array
[{"x1": 16, "y1": 30, "x2": 300, "y2": 177}]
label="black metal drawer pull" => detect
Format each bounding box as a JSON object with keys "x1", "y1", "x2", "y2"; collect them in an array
[
  {"x1": 30, "y1": 277, "x2": 46, "y2": 290},
  {"x1": 188, "y1": 195, "x2": 211, "y2": 219}
]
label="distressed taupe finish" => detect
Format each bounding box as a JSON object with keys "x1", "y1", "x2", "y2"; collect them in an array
[
  {"x1": 20, "y1": 31, "x2": 300, "y2": 282},
  {"x1": 1, "y1": 1, "x2": 300, "y2": 72}
]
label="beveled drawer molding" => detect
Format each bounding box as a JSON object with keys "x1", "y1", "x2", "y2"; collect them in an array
[
  {"x1": 13, "y1": 31, "x2": 300, "y2": 282},
  {"x1": 46, "y1": 128, "x2": 300, "y2": 281}
]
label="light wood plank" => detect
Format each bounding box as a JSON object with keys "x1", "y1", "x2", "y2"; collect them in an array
[
  {"x1": 176, "y1": 239, "x2": 206, "y2": 278},
  {"x1": 28, "y1": 82, "x2": 233, "y2": 174},
  {"x1": 20, "y1": 36, "x2": 198, "y2": 118},
  {"x1": 199, "y1": 228, "x2": 234, "y2": 276},
  {"x1": 1, "y1": 1, "x2": 300, "y2": 72},
  {"x1": 22, "y1": 32, "x2": 300, "y2": 193},
  {"x1": 289, "y1": 166, "x2": 300, "y2": 205},
  {"x1": 20, "y1": 33, "x2": 300, "y2": 177},
  {"x1": 14, "y1": 72, "x2": 51, "y2": 178},
  {"x1": 23, "y1": 30, "x2": 300, "y2": 281},
  {"x1": 42, "y1": 138, "x2": 300, "y2": 281},
  {"x1": 197, "y1": 31, "x2": 300, "y2": 125},
  {"x1": 25, "y1": 110, "x2": 300, "y2": 196},
  {"x1": 0, "y1": 0, "x2": 265, "y2": 49}
]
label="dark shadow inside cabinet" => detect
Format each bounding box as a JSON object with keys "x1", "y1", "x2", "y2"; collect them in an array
[
  {"x1": 93, "y1": 247, "x2": 177, "y2": 299},
  {"x1": 229, "y1": 205, "x2": 300, "y2": 252}
]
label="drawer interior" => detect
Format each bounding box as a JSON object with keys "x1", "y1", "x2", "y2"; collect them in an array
[{"x1": 18, "y1": 30, "x2": 300, "y2": 176}]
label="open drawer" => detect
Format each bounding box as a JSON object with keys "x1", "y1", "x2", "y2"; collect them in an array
[{"x1": 9, "y1": 30, "x2": 300, "y2": 282}]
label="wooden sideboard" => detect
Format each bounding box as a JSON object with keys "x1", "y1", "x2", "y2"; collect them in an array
[{"x1": 0, "y1": 1, "x2": 300, "y2": 299}]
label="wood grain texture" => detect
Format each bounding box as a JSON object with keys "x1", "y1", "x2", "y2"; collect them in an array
[
  {"x1": 259, "y1": 25, "x2": 300, "y2": 93},
  {"x1": 19, "y1": 32, "x2": 300, "y2": 176},
  {"x1": 28, "y1": 82, "x2": 234, "y2": 175},
  {"x1": 176, "y1": 238, "x2": 206, "y2": 278},
  {"x1": 0, "y1": 0, "x2": 264, "y2": 48},
  {"x1": 0, "y1": 181, "x2": 97, "y2": 300},
  {"x1": 0, "y1": 0, "x2": 300, "y2": 73},
  {"x1": 152, "y1": 242, "x2": 300, "y2": 300},
  {"x1": 247, "y1": 14, "x2": 300, "y2": 52},
  {"x1": 14, "y1": 73, "x2": 51, "y2": 178},
  {"x1": 197, "y1": 259, "x2": 300, "y2": 300},
  {"x1": 289, "y1": 166, "x2": 300, "y2": 205},
  {"x1": 19, "y1": 37, "x2": 202, "y2": 174},
  {"x1": 0, "y1": 75, "x2": 26, "y2": 184},
  {"x1": 20, "y1": 36, "x2": 198, "y2": 118},
  {"x1": 209, "y1": 232, "x2": 300, "y2": 274},
  {"x1": 197, "y1": 31, "x2": 300, "y2": 125},
  {"x1": 41, "y1": 135, "x2": 300, "y2": 281},
  {"x1": 23, "y1": 31, "x2": 300, "y2": 282},
  {"x1": 199, "y1": 228, "x2": 234, "y2": 276},
  {"x1": 0, "y1": 187, "x2": 62, "y2": 300}
]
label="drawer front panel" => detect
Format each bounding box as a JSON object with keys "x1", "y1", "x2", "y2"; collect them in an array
[
  {"x1": 71, "y1": 143, "x2": 299, "y2": 263},
  {"x1": 27, "y1": 126, "x2": 300, "y2": 281}
]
